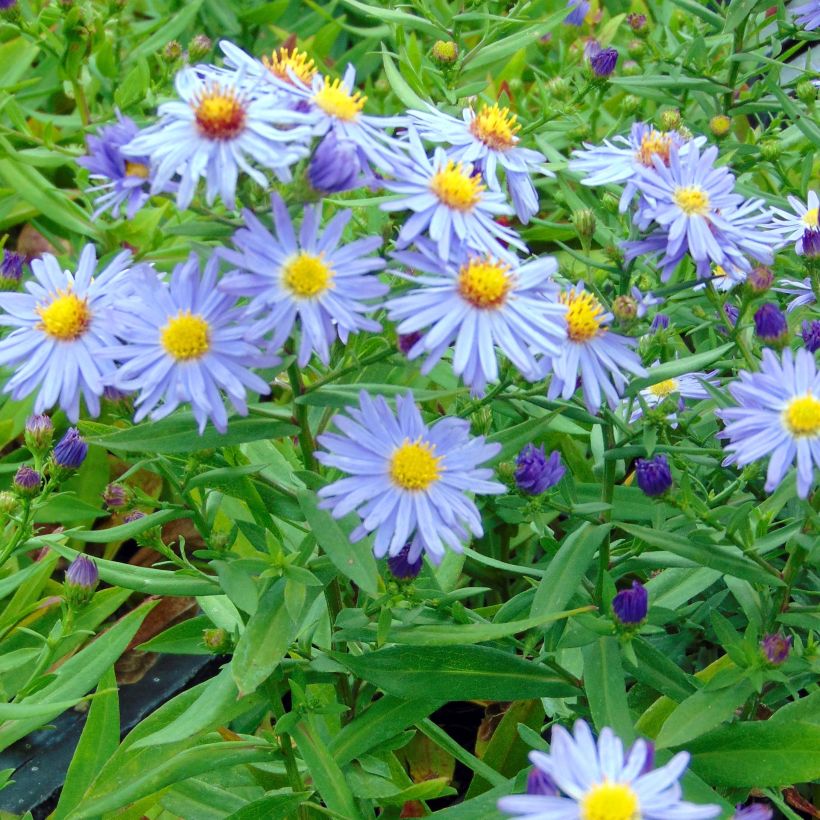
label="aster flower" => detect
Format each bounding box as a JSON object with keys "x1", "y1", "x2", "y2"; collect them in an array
[
  {"x1": 695, "y1": 262, "x2": 747, "y2": 292},
  {"x1": 308, "y1": 131, "x2": 362, "y2": 194},
  {"x1": 383, "y1": 129, "x2": 525, "y2": 261},
  {"x1": 564, "y1": 0, "x2": 589, "y2": 25},
  {"x1": 514, "y1": 445, "x2": 565, "y2": 494},
  {"x1": 316, "y1": 391, "x2": 504, "y2": 564},
  {"x1": 635, "y1": 453, "x2": 673, "y2": 496},
  {"x1": 628, "y1": 362, "x2": 718, "y2": 424},
  {"x1": 775, "y1": 276, "x2": 816, "y2": 313},
  {"x1": 77, "y1": 113, "x2": 156, "y2": 219},
  {"x1": 408, "y1": 102, "x2": 553, "y2": 223},
  {"x1": 766, "y1": 190, "x2": 818, "y2": 253},
  {"x1": 384, "y1": 241, "x2": 566, "y2": 394},
  {"x1": 219, "y1": 194, "x2": 387, "y2": 367},
  {"x1": 498, "y1": 720, "x2": 720, "y2": 819},
  {"x1": 539, "y1": 282, "x2": 646, "y2": 415},
  {"x1": 0, "y1": 245, "x2": 131, "y2": 421},
  {"x1": 105, "y1": 254, "x2": 273, "y2": 434},
  {"x1": 791, "y1": 0, "x2": 820, "y2": 31},
  {"x1": 569, "y1": 123, "x2": 704, "y2": 213},
  {"x1": 718, "y1": 347, "x2": 820, "y2": 499},
  {"x1": 123, "y1": 66, "x2": 309, "y2": 210}
]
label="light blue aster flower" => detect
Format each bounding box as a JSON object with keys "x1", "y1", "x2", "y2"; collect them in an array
[
  {"x1": 385, "y1": 240, "x2": 566, "y2": 395},
  {"x1": 0, "y1": 245, "x2": 132, "y2": 422},
  {"x1": 316, "y1": 391, "x2": 505, "y2": 564},
  {"x1": 766, "y1": 190, "x2": 819, "y2": 254},
  {"x1": 792, "y1": 0, "x2": 820, "y2": 29},
  {"x1": 775, "y1": 276, "x2": 816, "y2": 313},
  {"x1": 123, "y1": 66, "x2": 309, "y2": 210},
  {"x1": 382, "y1": 128, "x2": 525, "y2": 261},
  {"x1": 408, "y1": 103, "x2": 552, "y2": 223},
  {"x1": 718, "y1": 347, "x2": 820, "y2": 499},
  {"x1": 539, "y1": 282, "x2": 646, "y2": 415},
  {"x1": 498, "y1": 720, "x2": 720, "y2": 819},
  {"x1": 106, "y1": 253, "x2": 273, "y2": 434},
  {"x1": 219, "y1": 194, "x2": 388, "y2": 367},
  {"x1": 627, "y1": 361, "x2": 719, "y2": 425}
]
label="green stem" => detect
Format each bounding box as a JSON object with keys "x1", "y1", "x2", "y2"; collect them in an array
[
  {"x1": 72, "y1": 80, "x2": 90, "y2": 126},
  {"x1": 304, "y1": 348, "x2": 396, "y2": 393},
  {"x1": 268, "y1": 680, "x2": 309, "y2": 820},
  {"x1": 324, "y1": 576, "x2": 354, "y2": 716},
  {"x1": 596, "y1": 423, "x2": 616, "y2": 604},
  {"x1": 288, "y1": 362, "x2": 317, "y2": 472}
]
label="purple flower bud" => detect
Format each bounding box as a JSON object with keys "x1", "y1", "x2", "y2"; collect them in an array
[
  {"x1": 747, "y1": 266, "x2": 773, "y2": 293},
  {"x1": 761, "y1": 633, "x2": 791, "y2": 665},
  {"x1": 590, "y1": 47, "x2": 618, "y2": 77},
  {"x1": 650, "y1": 313, "x2": 669, "y2": 332},
  {"x1": 13, "y1": 465, "x2": 41, "y2": 497},
  {"x1": 635, "y1": 454, "x2": 672, "y2": 496},
  {"x1": 800, "y1": 227, "x2": 820, "y2": 258},
  {"x1": 124, "y1": 510, "x2": 146, "y2": 524},
  {"x1": 626, "y1": 12, "x2": 647, "y2": 31},
  {"x1": 722, "y1": 303, "x2": 739, "y2": 326},
  {"x1": 801, "y1": 319, "x2": 820, "y2": 353},
  {"x1": 612, "y1": 580, "x2": 648, "y2": 625},
  {"x1": 514, "y1": 445, "x2": 565, "y2": 495},
  {"x1": 65, "y1": 555, "x2": 99, "y2": 599},
  {"x1": 0, "y1": 249, "x2": 23, "y2": 289},
  {"x1": 753, "y1": 303, "x2": 788, "y2": 344},
  {"x1": 53, "y1": 428, "x2": 88, "y2": 469},
  {"x1": 24, "y1": 413, "x2": 53, "y2": 453},
  {"x1": 387, "y1": 543, "x2": 423, "y2": 580},
  {"x1": 526, "y1": 767, "x2": 558, "y2": 796},
  {"x1": 563, "y1": 0, "x2": 589, "y2": 26},
  {"x1": 102, "y1": 483, "x2": 129, "y2": 509},
  {"x1": 308, "y1": 132, "x2": 362, "y2": 194},
  {"x1": 732, "y1": 804, "x2": 773, "y2": 820},
  {"x1": 398, "y1": 331, "x2": 423, "y2": 356}
]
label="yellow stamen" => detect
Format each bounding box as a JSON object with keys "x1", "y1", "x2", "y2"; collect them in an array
[
  {"x1": 802, "y1": 208, "x2": 819, "y2": 228},
  {"x1": 783, "y1": 394, "x2": 820, "y2": 437},
  {"x1": 560, "y1": 288, "x2": 605, "y2": 343},
  {"x1": 37, "y1": 290, "x2": 91, "y2": 341},
  {"x1": 636, "y1": 129, "x2": 673, "y2": 167},
  {"x1": 312, "y1": 77, "x2": 366, "y2": 121},
  {"x1": 648, "y1": 378, "x2": 678, "y2": 398},
  {"x1": 673, "y1": 185, "x2": 710, "y2": 216},
  {"x1": 161, "y1": 311, "x2": 210, "y2": 361},
  {"x1": 469, "y1": 103, "x2": 520, "y2": 151},
  {"x1": 458, "y1": 257, "x2": 512, "y2": 309},
  {"x1": 389, "y1": 439, "x2": 442, "y2": 491},
  {"x1": 193, "y1": 85, "x2": 246, "y2": 140},
  {"x1": 430, "y1": 160, "x2": 484, "y2": 211},
  {"x1": 712, "y1": 264, "x2": 727, "y2": 278},
  {"x1": 580, "y1": 782, "x2": 640, "y2": 820},
  {"x1": 125, "y1": 161, "x2": 150, "y2": 179},
  {"x1": 281, "y1": 253, "x2": 334, "y2": 299},
  {"x1": 262, "y1": 47, "x2": 316, "y2": 85}
]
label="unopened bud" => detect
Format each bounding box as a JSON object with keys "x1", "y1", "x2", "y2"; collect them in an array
[
  {"x1": 601, "y1": 191, "x2": 621, "y2": 214},
  {"x1": 25, "y1": 414, "x2": 54, "y2": 455},
  {"x1": 546, "y1": 76, "x2": 570, "y2": 100},
  {"x1": 627, "y1": 39, "x2": 646, "y2": 59},
  {"x1": 65, "y1": 555, "x2": 99, "y2": 606},
  {"x1": 746, "y1": 266, "x2": 773, "y2": 293},
  {"x1": 709, "y1": 114, "x2": 732, "y2": 138},
  {"x1": 613, "y1": 295, "x2": 638, "y2": 322},
  {"x1": 203, "y1": 627, "x2": 232, "y2": 654},
  {"x1": 187, "y1": 34, "x2": 212, "y2": 62},
  {"x1": 620, "y1": 94, "x2": 640, "y2": 116},
  {"x1": 572, "y1": 208, "x2": 596, "y2": 240},
  {"x1": 163, "y1": 40, "x2": 182, "y2": 60},
  {"x1": 796, "y1": 80, "x2": 816, "y2": 105},
  {"x1": 102, "y1": 483, "x2": 130, "y2": 510},
  {"x1": 659, "y1": 109, "x2": 681, "y2": 131},
  {"x1": 759, "y1": 140, "x2": 780, "y2": 162},
  {"x1": 13, "y1": 466, "x2": 42, "y2": 498},
  {"x1": 431, "y1": 40, "x2": 459, "y2": 64},
  {"x1": 0, "y1": 491, "x2": 17, "y2": 515}
]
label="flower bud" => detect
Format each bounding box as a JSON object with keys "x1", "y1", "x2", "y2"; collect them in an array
[
  {"x1": 621, "y1": 94, "x2": 641, "y2": 116},
  {"x1": 431, "y1": 40, "x2": 459, "y2": 64},
  {"x1": 387, "y1": 543, "x2": 423, "y2": 581},
  {"x1": 0, "y1": 491, "x2": 17, "y2": 514},
  {"x1": 627, "y1": 39, "x2": 646, "y2": 60},
  {"x1": 65, "y1": 555, "x2": 99, "y2": 606},
  {"x1": 590, "y1": 47, "x2": 618, "y2": 78},
  {"x1": 659, "y1": 109, "x2": 681, "y2": 131},
  {"x1": 612, "y1": 295, "x2": 638, "y2": 323},
  {"x1": 635, "y1": 454, "x2": 672, "y2": 496},
  {"x1": 52, "y1": 428, "x2": 88, "y2": 469},
  {"x1": 564, "y1": 0, "x2": 589, "y2": 26},
  {"x1": 571, "y1": 208, "x2": 596, "y2": 241},
  {"x1": 546, "y1": 76, "x2": 570, "y2": 100},
  {"x1": 801, "y1": 319, "x2": 820, "y2": 353},
  {"x1": 0, "y1": 250, "x2": 23, "y2": 290},
  {"x1": 187, "y1": 34, "x2": 212, "y2": 62},
  {"x1": 759, "y1": 140, "x2": 780, "y2": 162},
  {"x1": 25, "y1": 414, "x2": 53, "y2": 455},
  {"x1": 650, "y1": 313, "x2": 670, "y2": 332},
  {"x1": 13, "y1": 465, "x2": 41, "y2": 497},
  {"x1": 308, "y1": 132, "x2": 361, "y2": 194},
  {"x1": 202, "y1": 627, "x2": 232, "y2": 654},
  {"x1": 626, "y1": 12, "x2": 647, "y2": 32},
  {"x1": 612, "y1": 580, "x2": 648, "y2": 626},
  {"x1": 801, "y1": 227, "x2": 820, "y2": 258},
  {"x1": 124, "y1": 510, "x2": 146, "y2": 524},
  {"x1": 398, "y1": 331, "x2": 422, "y2": 356},
  {"x1": 753, "y1": 303, "x2": 788, "y2": 346},
  {"x1": 796, "y1": 80, "x2": 817, "y2": 105},
  {"x1": 514, "y1": 444, "x2": 565, "y2": 495},
  {"x1": 163, "y1": 40, "x2": 182, "y2": 60},
  {"x1": 102, "y1": 483, "x2": 130, "y2": 510},
  {"x1": 709, "y1": 114, "x2": 732, "y2": 138},
  {"x1": 601, "y1": 191, "x2": 621, "y2": 214},
  {"x1": 760, "y1": 632, "x2": 791, "y2": 665},
  {"x1": 0, "y1": 0, "x2": 19, "y2": 19},
  {"x1": 746, "y1": 265, "x2": 773, "y2": 293}
]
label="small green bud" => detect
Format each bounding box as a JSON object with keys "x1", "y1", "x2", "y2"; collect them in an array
[
  {"x1": 621, "y1": 60, "x2": 642, "y2": 77},
  {"x1": 202, "y1": 627, "x2": 232, "y2": 654},
  {"x1": 759, "y1": 140, "x2": 780, "y2": 162},
  {"x1": 163, "y1": 40, "x2": 182, "y2": 60},
  {"x1": 572, "y1": 208, "x2": 596, "y2": 241},
  {"x1": 709, "y1": 114, "x2": 732, "y2": 138},
  {"x1": 0, "y1": 491, "x2": 17, "y2": 515},
  {"x1": 627, "y1": 39, "x2": 646, "y2": 59},
  {"x1": 612, "y1": 294, "x2": 638, "y2": 322},
  {"x1": 796, "y1": 81, "x2": 816, "y2": 105},
  {"x1": 620, "y1": 94, "x2": 641, "y2": 116},
  {"x1": 659, "y1": 109, "x2": 682, "y2": 131},
  {"x1": 431, "y1": 40, "x2": 459, "y2": 64},
  {"x1": 546, "y1": 76, "x2": 570, "y2": 100},
  {"x1": 187, "y1": 34, "x2": 212, "y2": 62},
  {"x1": 602, "y1": 191, "x2": 621, "y2": 214}
]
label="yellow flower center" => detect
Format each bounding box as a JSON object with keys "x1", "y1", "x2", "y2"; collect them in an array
[
  {"x1": 262, "y1": 47, "x2": 316, "y2": 85},
  {"x1": 636, "y1": 129, "x2": 673, "y2": 167},
  {"x1": 560, "y1": 288, "x2": 605, "y2": 343},
  {"x1": 802, "y1": 208, "x2": 819, "y2": 229},
  {"x1": 312, "y1": 77, "x2": 366, "y2": 122},
  {"x1": 282, "y1": 252, "x2": 334, "y2": 299},
  {"x1": 580, "y1": 782, "x2": 640, "y2": 820},
  {"x1": 389, "y1": 439, "x2": 442, "y2": 491},
  {"x1": 193, "y1": 85, "x2": 246, "y2": 140},
  {"x1": 783, "y1": 394, "x2": 820, "y2": 438},
  {"x1": 469, "y1": 103, "x2": 520, "y2": 151},
  {"x1": 125, "y1": 161, "x2": 150, "y2": 179},
  {"x1": 37, "y1": 290, "x2": 91, "y2": 341},
  {"x1": 648, "y1": 378, "x2": 678, "y2": 398},
  {"x1": 673, "y1": 185, "x2": 710, "y2": 216},
  {"x1": 161, "y1": 311, "x2": 210, "y2": 361},
  {"x1": 458, "y1": 257, "x2": 512, "y2": 308},
  {"x1": 712, "y1": 264, "x2": 727, "y2": 278},
  {"x1": 430, "y1": 160, "x2": 484, "y2": 212}
]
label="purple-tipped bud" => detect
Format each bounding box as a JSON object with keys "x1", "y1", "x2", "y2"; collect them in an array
[
  {"x1": 13, "y1": 465, "x2": 41, "y2": 497},
  {"x1": 387, "y1": 543, "x2": 423, "y2": 581},
  {"x1": 124, "y1": 510, "x2": 146, "y2": 524},
  {"x1": 626, "y1": 12, "x2": 647, "y2": 31},
  {"x1": 0, "y1": 249, "x2": 23, "y2": 289},
  {"x1": 514, "y1": 445, "x2": 565, "y2": 495},
  {"x1": 308, "y1": 132, "x2": 362, "y2": 194},
  {"x1": 753, "y1": 303, "x2": 788, "y2": 344},
  {"x1": 187, "y1": 34, "x2": 212, "y2": 61},
  {"x1": 526, "y1": 767, "x2": 558, "y2": 796},
  {"x1": 590, "y1": 47, "x2": 618, "y2": 77},
  {"x1": 761, "y1": 633, "x2": 791, "y2": 665},
  {"x1": 732, "y1": 804, "x2": 773, "y2": 820},
  {"x1": 723, "y1": 303, "x2": 739, "y2": 326},
  {"x1": 650, "y1": 313, "x2": 669, "y2": 332},
  {"x1": 800, "y1": 227, "x2": 820, "y2": 258},
  {"x1": 25, "y1": 413, "x2": 54, "y2": 454},
  {"x1": 801, "y1": 319, "x2": 820, "y2": 353},
  {"x1": 53, "y1": 428, "x2": 88, "y2": 469},
  {"x1": 65, "y1": 555, "x2": 99, "y2": 605},
  {"x1": 563, "y1": 0, "x2": 589, "y2": 26},
  {"x1": 612, "y1": 580, "x2": 648, "y2": 625},
  {"x1": 635, "y1": 454, "x2": 672, "y2": 496},
  {"x1": 102, "y1": 483, "x2": 129, "y2": 509},
  {"x1": 747, "y1": 266, "x2": 773, "y2": 293},
  {"x1": 398, "y1": 331, "x2": 423, "y2": 356}
]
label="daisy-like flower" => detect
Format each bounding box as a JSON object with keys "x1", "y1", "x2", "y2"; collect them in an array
[
  {"x1": 775, "y1": 276, "x2": 816, "y2": 313},
  {"x1": 384, "y1": 241, "x2": 567, "y2": 394},
  {"x1": 219, "y1": 194, "x2": 387, "y2": 367},
  {"x1": 106, "y1": 254, "x2": 272, "y2": 433},
  {"x1": 540, "y1": 282, "x2": 646, "y2": 415},
  {"x1": 215, "y1": 40, "x2": 317, "y2": 100},
  {"x1": 718, "y1": 347, "x2": 820, "y2": 499},
  {"x1": 76, "y1": 113, "x2": 157, "y2": 219},
  {"x1": 791, "y1": 0, "x2": 820, "y2": 29},
  {"x1": 123, "y1": 66, "x2": 309, "y2": 210},
  {"x1": 628, "y1": 362, "x2": 718, "y2": 424},
  {"x1": 316, "y1": 391, "x2": 504, "y2": 563},
  {"x1": 408, "y1": 102, "x2": 552, "y2": 223},
  {"x1": 569, "y1": 123, "x2": 705, "y2": 212},
  {"x1": 694, "y1": 262, "x2": 747, "y2": 293},
  {"x1": 498, "y1": 720, "x2": 720, "y2": 819},
  {"x1": 0, "y1": 245, "x2": 131, "y2": 422},
  {"x1": 382, "y1": 129, "x2": 525, "y2": 261},
  {"x1": 767, "y1": 190, "x2": 819, "y2": 253}
]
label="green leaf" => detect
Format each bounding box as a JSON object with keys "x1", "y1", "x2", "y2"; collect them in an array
[
  {"x1": 127, "y1": 0, "x2": 206, "y2": 62},
  {"x1": 381, "y1": 46, "x2": 429, "y2": 110},
  {"x1": 225, "y1": 791, "x2": 312, "y2": 820},
  {"x1": 297, "y1": 488, "x2": 379, "y2": 597},
  {"x1": 338, "y1": 0, "x2": 447, "y2": 37},
  {"x1": 53, "y1": 668, "x2": 120, "y2": 820},
  {"x1": 336, "y1": 645, "x2": 579, "y2": 701},
  {"x1": 687, "y1": 722, "x2": 820, "y2": 787},
  {"x1": 70, "y1": 508, "x2": 194, "y2": 543},
  {"x1": 582, "y1": 637, "x2": 633, "y2": 742},
  {"x1": 137, "y1": 615, "x2": 213, "y2": 655},
  {"x1": 626, "y1": 345, "x2": 733, "y2": 396},
  {"x1": 625, "y1": 639, "x2": 698, "y2": 702}
]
